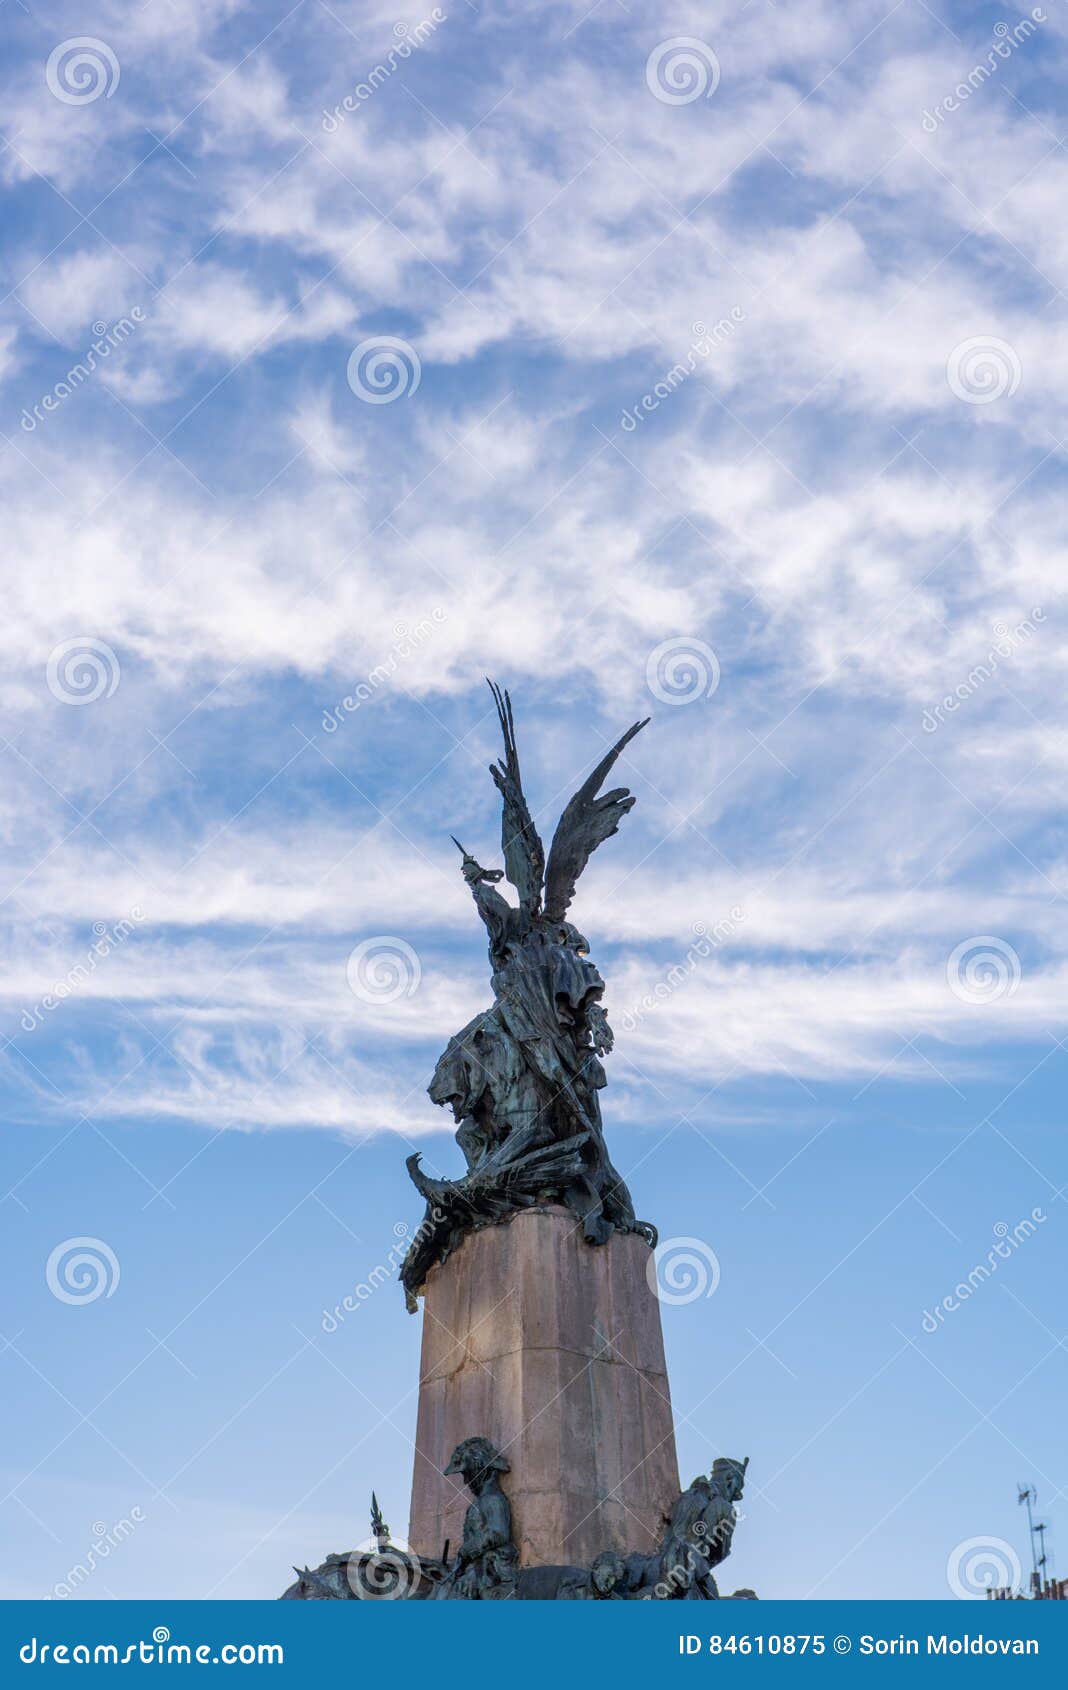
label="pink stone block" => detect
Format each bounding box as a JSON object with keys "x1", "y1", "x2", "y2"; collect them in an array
[{"x1": 407, "y1": 1206, "x2": 680, "y2": 1569}]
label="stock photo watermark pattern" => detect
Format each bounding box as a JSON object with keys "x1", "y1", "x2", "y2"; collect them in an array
[
  {"x1": 20, "y1": 312, "x2": 146, "y2": 432},
  {"x1": 320, "y1": 1210, "x2": 445, "y2": 1332},
  {"x1": 646, "y1": 637, "x2": 721, "y2": 705},
  {"x1": 52, "y1": 1511, "x2": 146, "y2": 1600},
  {"x1": 321, "y1": 612, "x2": 448, "y2": 732},
  {"x1": 920, "y1": 1210, "x2": 1047, "y2": 1335},
  {"x1": 647, "y1": 1237, "x2": 721, "y2": 1305},
  {"x1": 946, "y1": 938, "x2": 1022, "y2": 1006},
  {"x1": 921, "y1": 611, "x2": 1044, "y2": 732},
  {"x1": 45, "y1": 638, "x2": 121, "y2": 705},
  {"x1": 346, "y1": 337, "x2": 422, "y2": 403},
  {"x1": 45, "y1": 1239, "x2": 120, "y2": 1306},
  {"x1": 321, "y1": 11, "x2": 447, "y2": 131},
  {"x1": 645, "y1": 39, "x2": 721, "y2": 105},
  {"x1": 2, "y1": 0, "x2": 1065, "y2": 1613},
  {"x1": 617, "y1": 911, "x2": 746, "y2": 1032},
  {"x1": 619, "y1": 312, "x2": 745, "y2": 431},
  {"x1": 946, "y1": 337, "x2": 1022, "y2": 404},
  {"x1": 946, "y1": 1537, "x2": 1023, "y2": 1600},
  {"x1": 921, "y1": 11, "x2": 1047, "y2": 132},
  {"x1": 345, "y1": 937, "x2": 422, "y2": 1003},
  {"x1": 20, "y1": 910, "x2": 145, "y2": 1033},
  {"x1": 18, "y1": 1630, "x2": 284, "y2": 1667},
  {"x1": 45, "y1": 38, "x2": 120, "y2": 105}
]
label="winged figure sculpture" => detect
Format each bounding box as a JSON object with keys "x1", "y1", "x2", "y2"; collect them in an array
[{"x1": 401, "y1": 682, "x2": 656, "y2": 1308}]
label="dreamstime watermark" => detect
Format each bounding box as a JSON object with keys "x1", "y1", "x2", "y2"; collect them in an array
[
  {"x1": 322, "y1": 11, "x2": 446, "y2": 130},
  {"x1": 346, "y1": 936, "x2": 421, "y2": 1003},
  {"x1": 647, "y1": 1236, "x2": 721, "y2": 1305},
  {"x1": 646, "y1": 636, "x2": 720, "y2": 705},
  {"x1": 322, "y1": 1209, "x2": 445, "y2": 1331},
  {"x1": 618, "y1": 911, "x2": 745, "y2": 1032},
  {"x1": 946, "y1": 936, "x2": 1021, "y2": 1005},
  {"x1": 645, "y1": 38, "x2": 720, "y2": 105},
  {"x1": 346, "y1": 336, "x2": 421, "y2": 403},
  {"x1": 946, "y1": 1536, "x2": 1022, "y2": 1599},
  {"x1": 921, "y1": 1210, "x2": 1046, "y2": 1335},
  {"x1": 46, "y1": 637, "x2": 121, "y2": 705},
  {"x1": 619, "y1": 312, "x2": 745, "y2": 432},
  {"x1": 322, "y1": 612, "x2": 447, "y2": 732},
  {"x1": 21, "y1": 910, "x2": 145, "y2": 1033},
  {"x1": 653, "y1": 1505, "x2": 747, "y2": 1599},
  {"x1": 946, "y1": 336, "x2": 1021, "y2": 404},
  {"x1": 19, "y1": 1632, "x2": 284, "y2": 1667},
  {"x1": 921, "y1": 609, "x2": 1044, "y2": 732},
  {"x1": 921, "y1": 11, "x2": 1046, "y2": 132},
  {"x1": 46, "y1": 1238, "x2": 120, "y2": 1306},
  {"x1": 45, "y1": 38, "x2": 120, "y2": 104},
  {"x1": 347, "y1": 1537, "x2": 425, "y2": 1599},
  {"x1": 20, "y1": 310, "x2": 146, "y2": 432},
  {"x1": 52, "y1": 1511, "x2": 145, "y2": 1599}
]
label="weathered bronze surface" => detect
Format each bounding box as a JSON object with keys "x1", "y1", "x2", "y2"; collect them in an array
[
  {"x1": 281, "y1": 1454, "x2": 753, "y2": 1600},
  {"x1": 280, "y1": 686, "x2": 758, "y2": 1602},
  {"x1": 619, "y1": 1456, "x2": 750, "y2": 1600},
  {"x1": 401, "y1": 682, "x2": 657, "y2": 1308},
  {"x1": 432, "y1": 1436, "x2": 519, "y2": 1600},
  {"x1": 278, "y1": 1493, "x2": 444, "y2": 1600}
]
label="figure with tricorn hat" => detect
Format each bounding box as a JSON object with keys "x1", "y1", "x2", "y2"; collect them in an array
[{"x1": 434, "y1": 1436, "x2": 519, "y2": 1600}]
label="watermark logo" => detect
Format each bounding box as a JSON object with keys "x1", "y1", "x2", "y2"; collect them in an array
[
  {"x1": 322, "y1": 10, "x2": 447, "y2": 130},
  {"x1": 20, "y1": 1630, "x2": 283, "y2": 1665},
  {"x1": 646, "y1": 636, "x2": 720, "y2": 705},
  {"x1": 947, "y1": 337, "x2": 1021, "y2": 404},
  {"x1": 46, "y1": 638, "x2": 120, "y2": 705},
  {"x1": 346, "y1": 336, "x2": 421, "y2": 404},
  {"x1": 21, "y1": 311, "x2": 146, "y2": 432},
  {"x1": 921, "y1": 1210, "x2": 1046, "y2": 1334},
  {"x1": 321, "y1": 612, "x2": 447, "y2": 732},
  {"x1": 619, "y1": 312, "x2": 745, "y2": 432},
  {"x1": 947, "y1": 1536, "x2": 1021, "y2": 1599},
  {"x1": 946, "y1": 936, "x2": 1021, "y2": 1005},
  {"x1": 46, "y1": 38, "x2": 120, "y2": 105},
  {"x1": 647, "y1": 1236, "x2": 721, "y2": 1305},
  {"x1": 52, "y1": 1510, "x2": 145, "y2": 1598},
  {"x1": 46, "y1": 1238, "x2": 120, "y2": 1305},
  {"x1": 618, "y1": 911, "x2": 745, "y2": 1032},
  {"x1": 321, "y1": 1209, "x2": 445, "y2": 1332},
  {"x1": 645, "y1": 38, "x2": 720, "y2": 105},
  {"x1": 347, "y1": 1538, "x2": 424, "y2": 1599},
  {"x1": 21, "y1": 909, "x2": 145, "y2": 1033},
  {"x1": 921, "y1": 609, "x2": 1044, "y2": 732},
  {"x1": 921, "y1": 11, "x2": 1046, "y2": 132},
  {"x1": 346, "y1": 937, "x2": 421, "y2": 1003}
]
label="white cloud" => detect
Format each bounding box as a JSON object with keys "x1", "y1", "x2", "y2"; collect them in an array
[{"x1": 2, "y1": 0, "x2": 1066, "y2": 1135}]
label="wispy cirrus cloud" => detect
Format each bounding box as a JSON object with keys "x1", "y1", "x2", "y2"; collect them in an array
[{"x1": 0, "y1": 0, "x2": 1064, "y2": 1144}]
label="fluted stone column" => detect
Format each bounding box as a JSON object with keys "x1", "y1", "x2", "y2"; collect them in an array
[{"x1": 407, "y1": 1205, "x2": 680, "y2": 1570}]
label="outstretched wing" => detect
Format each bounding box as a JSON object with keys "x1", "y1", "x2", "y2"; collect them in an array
[
  {"x1": 486, "y1": 679, "x2": 545, "y2": 912},
  {"x1": 543, "y1": 718, "x2": 649, "y2": 922}
]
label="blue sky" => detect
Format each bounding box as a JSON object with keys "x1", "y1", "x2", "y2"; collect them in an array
[{"x1": 0, "y1": 0, "x2": 1065, "y2": 1601}]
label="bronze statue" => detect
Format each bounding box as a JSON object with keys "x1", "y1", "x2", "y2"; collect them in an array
[
  {"x1": 402, "y1": 682, "x2": 657, "y2": 1307},
  {"x1": 434, "y1": 1436, "x2": 518, "y2": 1600},
  {"x1": 279, "y1": 1495, "x2": 442, "y2": 1601},
  {"x1": 281, "y1": 1454, "x2": 753, "y2": 1601},
  {"x1": 281, "y1": 689, "x2": 755, "y2": 1604},
  {"x1": 624, "y1": 1456, "x2": 750, "y2": 1599},
  {"x1": 558, "y1": 1549, "x2": 629, "y2": 1600}
]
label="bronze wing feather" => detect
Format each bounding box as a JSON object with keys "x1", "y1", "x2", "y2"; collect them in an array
[
  {"x1": 486, "y1": 678, "x2": 545, "y2": 913},
  {"x1": 542, "y1": 717, "x2": 649, "y2": 923}
]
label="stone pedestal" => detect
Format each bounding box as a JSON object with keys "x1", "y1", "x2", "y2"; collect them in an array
[{"x1": 407, "y1": 1206, "x2": 680, "y2": 1570}]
